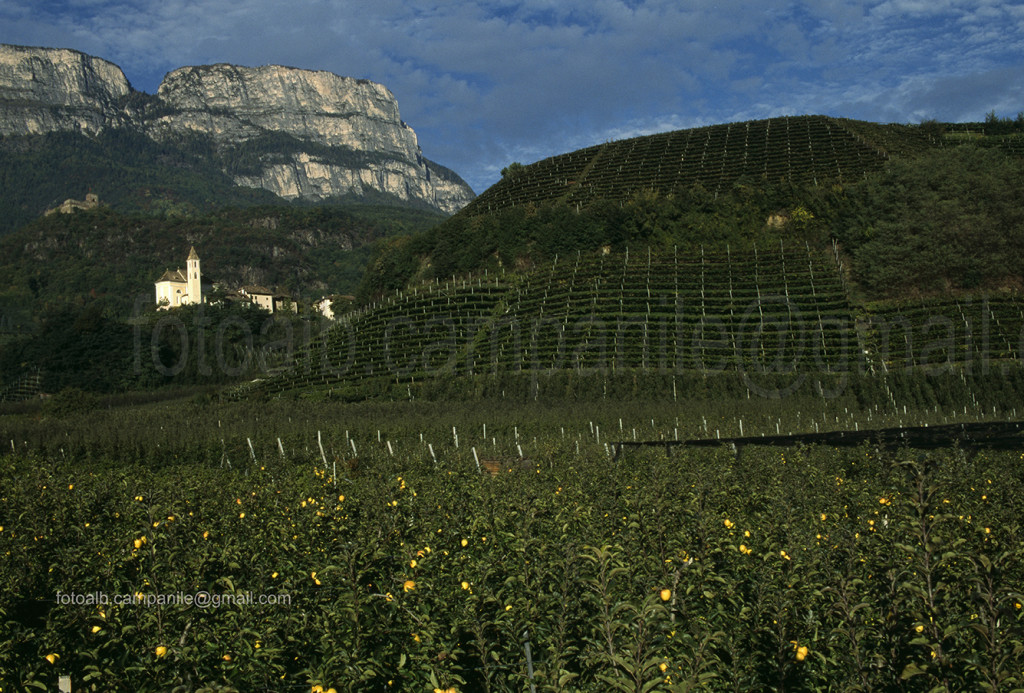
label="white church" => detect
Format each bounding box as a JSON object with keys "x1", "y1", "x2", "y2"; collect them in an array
[
  {"x1": 154, "y1": 247, "x2": 298, "y2": 313},
  {"x1": 154, "y1": 246, "x2": 207, "y2": 309}
]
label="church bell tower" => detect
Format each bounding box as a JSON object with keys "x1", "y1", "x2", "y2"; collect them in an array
[{"x1": 186, "y1": 246, "x2": 202, "y2": 305}]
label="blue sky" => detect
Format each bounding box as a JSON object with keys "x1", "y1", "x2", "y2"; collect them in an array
[{"x1": 3, "y1": 0, "x2": 1023, "y2": 194}]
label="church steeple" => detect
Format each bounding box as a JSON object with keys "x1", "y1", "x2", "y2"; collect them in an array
[{"x1": 186, "y1": 246, "x2": 202, "y2": 305}]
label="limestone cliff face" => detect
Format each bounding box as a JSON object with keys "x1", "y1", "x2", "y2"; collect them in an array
[
  {"x1": 150, "y1": 63, "x2": 473, "y2": 213},
  {"x1": 153, "y1": 64, "x2": 419, "y2": 156},
  {"x1": 232, "y1": 153, "x2": 475, "y2": 214},
  {"x1": 0, "y1": 45, "x2": 474, "y2": 213},
  {"x1": 0, "y1": 44, "x2": 132, "y2": 136}
]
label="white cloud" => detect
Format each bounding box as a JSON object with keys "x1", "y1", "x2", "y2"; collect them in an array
[{"x1": 1, "y1": 0, "x2": 1022, "y2": 192}]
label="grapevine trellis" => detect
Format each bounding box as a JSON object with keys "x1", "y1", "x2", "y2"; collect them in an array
[
  {"x1": 239, "y1": 242, "x2": 1024, "y2": 402},
  {"x1": 0, "y1": 368, "x2": 42, "y2": 403},
  {"x1": 866, "y1": 295, "x2": 1024, "y2": 370},
  {"x1": 247, "y1": 245, "x2": 870, "y2": 399}
]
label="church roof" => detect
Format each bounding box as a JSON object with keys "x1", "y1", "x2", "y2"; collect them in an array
[
  {"x1": 188, "y1": 246, "x2": 200, "y2": 261},
  {"x1": 156, "y1": 268, "x2": 187, "y2": 284}
]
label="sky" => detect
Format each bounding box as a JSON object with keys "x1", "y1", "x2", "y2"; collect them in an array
[{"x1": 2, "y1": 1, "x2": 1023, "y2": 194}]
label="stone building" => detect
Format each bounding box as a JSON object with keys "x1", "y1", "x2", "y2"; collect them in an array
[
  {"x1": 44, "y1": 193, "x2": 100, "y2": 216},
  {"x1": 240, "y1": 286, "x2": 298, "y2": 313}
]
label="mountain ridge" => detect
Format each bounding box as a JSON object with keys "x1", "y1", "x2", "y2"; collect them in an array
[{"x1": 0, "y1": 43, "x2": 474, "y2": 214}]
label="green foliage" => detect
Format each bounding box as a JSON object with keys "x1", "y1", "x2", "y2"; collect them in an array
[
  {"x1": 982, "y1": 111, "x2": 1024, "y2": 136},
  {"x1": 0, "y1": 301, "x2": 320, "y2": 394},
  {"x1": 375, "y1": 116, "x2": 1021, "y2": 304},
  {"x1": 359, "y1": 180, "x2": 830, "y2": 298},
  {"x1": 368, "y1": 141, "x2": 1024, "y2": 307},
  {"x1": 1, "y1": 398, "x2": 1023, "y2": 690},
  {"x1": 500, "y1": 162, "x2": 526, "y2": 179},
  {"x1": 0, "y1": 304, "x2": 137, "y2": 393},
  {"x1": 0, "y1": 202, "x2": 443, "y2": 319},
  {"x1": 41, "y1": 387, "x2": 100, "y2": 417},
  {"x1": 829, "y1": 147, "x2": 1024, "y2": 296}
]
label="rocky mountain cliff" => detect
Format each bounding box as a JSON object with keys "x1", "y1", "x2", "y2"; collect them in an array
[
  {"x1": 0, "y1": 44, "x2": 474, "y2": 214},
  {"x1": 0, "y1": 44, "x2": 133, "y2": 135}
]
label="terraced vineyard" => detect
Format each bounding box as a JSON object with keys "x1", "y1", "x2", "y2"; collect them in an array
[
  {"x1": 249, "y1": 278, "x2": 512, "y2": 399},
  {"x1": 942, "y1": 125, "x2": 1024, "y2": 157},
  {"x1": 462, "y1": 116, "x2": 938, "y2": 215},
  {"x1": 0, "y1": 370, "x2": 41, "y2": 403},
  {"x1": 243, "y1": 239, "x2": 1024, "y2": 403},
  {"x1": 474, "y1": 245, "x2": 858, "y2": 373},
  {"x1": 241, "y1": 114, "x2": 1024, "y2": 402},
  {"x1": 981, "y1": 133, "x2": 1024, "y2": 157},
  {"x1": 249, "y1": 243, "x2": 865, "y2": 399}
]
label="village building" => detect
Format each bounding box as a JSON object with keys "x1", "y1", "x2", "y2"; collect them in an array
[
  {"x1": 315, "y1": 296, "x2": 335, "y2": 319},
  {"x1": 315, "y1": 295, "x2": 354, "y2": 319},
  {"x1": 240, "y1": 286, "x2": 298, "y2": 314}
]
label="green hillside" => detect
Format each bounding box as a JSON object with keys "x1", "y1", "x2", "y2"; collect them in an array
[
  {"x1": 0, "y1": 203, "x2": 444, "y2": 319},
  {"x1": 461, "y1": 116, "x2": 936, "y2": 215},
  {"x1": 245, "y1": 115, "x2": 1024, "y2": 404},
  {"x1": 0, "y1": 202, "x2": 448, "y2": 397},
  {"x1": 361, "y1": 120, "x2": 1024, "y2": 302},
  {"x1": 867, "y1": 295, "x2": 1024, "y2": 367},
  {"x1": 462, "y1": 115, "x2": 1024, "y2": 217},
  {"x1": 244, "y1": 243, "x2": 858, "y2": 400},
  {"x1": 5, "y1": 114, "x2": 1023, "y2": 403}
]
